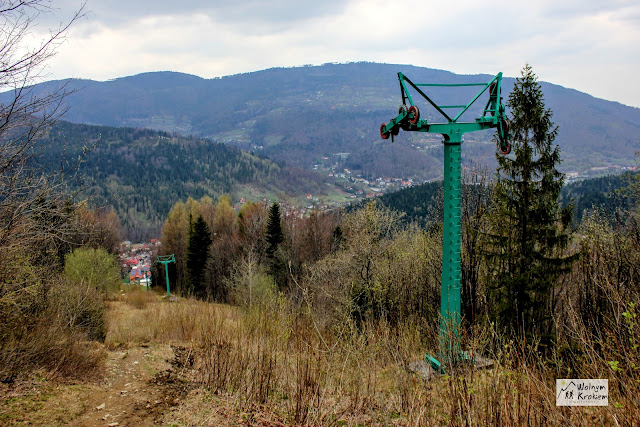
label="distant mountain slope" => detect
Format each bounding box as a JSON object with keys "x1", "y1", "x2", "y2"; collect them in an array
[
  {"x1": 14, "y1": 62, "x2": 640, "y2": 180},
  {"x1": 560, "y1": 172, "x2": 637, "y2": 223},
  {"x1": 364, "y1": 181, "x2": 444, "y2": 227},
  {"x1": 34, "y1": 121, "x2": 333, "y2": 240}
]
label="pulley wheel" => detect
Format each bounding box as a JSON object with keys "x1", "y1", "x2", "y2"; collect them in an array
[
  {"x1": 380, "y1": 123, "x2": 390, "y2": 140},
  {"x1": 408, "y1": 105, "x2": 420, "y2": 124},
  {"x1": 499, "y1": 118, "x2": 510, "y2": 154},
  {"x1": 500, "y1": 140, "x2": 511, "y2": 155},
  {"x1": 499, "y1": 118, "x2": 510, "y2": 144}
]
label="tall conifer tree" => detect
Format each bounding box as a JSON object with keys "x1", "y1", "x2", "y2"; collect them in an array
[
  {"x1": 265, "y1": 202, "x2": 285, "y2": 287},
  {"x1": 186, "y1": 215, "x2": 212, "y2": 297},
  {"x1": 484, "y1": 64, "x2": 573, "y2": 341},
  {"x1": 265, "y1": 202, "x2": 283, "y2": 257}
]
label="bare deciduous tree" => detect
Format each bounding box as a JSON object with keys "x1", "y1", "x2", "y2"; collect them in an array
[
  {"x1": 0, "y1": 0, "x2": 84, "y2": 312},
  {"x1": 0, "y1": 1, "x2": 85, "y2": 249}
]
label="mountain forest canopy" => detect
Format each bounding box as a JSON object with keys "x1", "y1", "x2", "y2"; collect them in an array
[
  {"x1": 32, "y1": 119, "x2": 636, "y2": 242},
  {"x1": 32, "y1": 121, "x2": 332, "y2": 240},
  {"x1": 8, "y1": 62, "x2": 639, "y2": 185}
]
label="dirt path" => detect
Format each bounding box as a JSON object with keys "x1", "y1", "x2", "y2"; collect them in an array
[{"x1": 71, "y1": 344, "x2": 193, "y2": 426}]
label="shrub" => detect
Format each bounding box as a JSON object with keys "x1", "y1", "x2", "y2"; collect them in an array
[
  {"x1": 122, "y1": 286, "x2": 156, "y2": 310},
  {"x1": 0, "y1": 273, "x2": 106, "y2": 382},
  {"x1": 48, "y1": 277, "x2": 106, "y2": 341},
  {"x1": 64, "y1": 247, "x2": 120, "y2": 294},
  {"x1": 227, "y1": 253, "x2": 279, "y2": 309}
]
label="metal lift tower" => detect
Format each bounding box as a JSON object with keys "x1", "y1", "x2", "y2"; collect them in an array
[
  {"x1": 156, "y1": 254, "x2": 176, "y2": 297},
  {"x1": 380, "y1": 72, "x2": 510, "y2": 372}
]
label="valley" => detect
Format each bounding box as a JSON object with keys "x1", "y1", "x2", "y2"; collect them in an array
[
  {"x1": 24, "y1": 63, "x2": 638, "y2": 240},
  {"x1": 14, "y1": 62, "x2": 638, "y2": 186}
]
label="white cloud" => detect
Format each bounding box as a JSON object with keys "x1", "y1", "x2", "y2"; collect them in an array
[{"x1": 28, "y1": 0, "x2": 640, "y2": 107}]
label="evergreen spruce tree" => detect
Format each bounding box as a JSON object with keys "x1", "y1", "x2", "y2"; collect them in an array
[
  {"x1": 186, "y1": 215, "x2": 212, "y2": 297},
  {"x1": 265, "y1": 202, "x2": 284, "y2": 257},
  {"x1": 331, "y1": 225, "x2": 344, "y2": 253},
  {"x1": 484, "y1": 64, "x2": 574, "y2": 342},
  {"x1": 265, "y1": 202, "x2": 285, "y2": 287}
]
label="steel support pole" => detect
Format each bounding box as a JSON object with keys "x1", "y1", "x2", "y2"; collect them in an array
[
  {"x1": 440, "y1": 134, "x2": 462, "y2": 365},
  {"x1": 163, "y1": 262, "x2": 171, "y2": 296}
]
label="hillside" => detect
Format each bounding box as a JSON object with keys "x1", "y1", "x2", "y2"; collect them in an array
[
  {"x1": 351, "y1": 180, "x2": 443, "y2": 227},
  {"x1": 366, "y1": 172, "x2": 638, "y2": 228},
  {"x1": 13, "y1": 62, "x2": 640, "y2": 181},
  {"x1": 32, "y1": 119, "x2": 637, "y2": 240},
  {"x1": 34, "y1": 121, "x2": 337, "y2": 239},
  {"x1": 560, "y1": 172, "x2": 637, "y2": 223}
]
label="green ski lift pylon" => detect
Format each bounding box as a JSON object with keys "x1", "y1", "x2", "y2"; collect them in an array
[
  {"x1": 380, "y1": 72, "x2": 510, "y2": 372},
  {"x1": 156, "y1": 254, "x2": 176, "y2": 297}
]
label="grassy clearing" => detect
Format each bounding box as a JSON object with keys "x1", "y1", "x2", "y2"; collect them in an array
[
  {"x1": 186, "y1": 303, "x2": 627, "y2": 426},
  {"x1": 103, "y1": 290, "x2": 632, "y2": 426},
  {"x1": 1, "y1": 286, "x2": 634, "y2": 425},
  {"x1": 106, "y1": 289, "x2": 238, "y2": 349}
]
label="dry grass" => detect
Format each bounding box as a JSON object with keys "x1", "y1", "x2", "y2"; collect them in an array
[
  {"x1": 4, "y1": 285, "x2": 633, "y2": 426},
  {"x1": 105, "y1": 292, "x2": 238, "y2": 349},
  {"x1": 116, "y1": 285, "x2": 158, "y2": 309},
  {"x1": 105, "y1": 292, "x2": 630, "y2": 426},
  {"x1": 193, "y1": 311, "x2": 622, "y2": 426},
  {"x1": 0, "y1": 374, "x2": 87, "y2": 426}
]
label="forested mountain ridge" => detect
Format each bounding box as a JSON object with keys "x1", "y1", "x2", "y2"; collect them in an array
[
  {"x1": 10, "y1": 62, "x2": 640, "y2": 181},
  {"x1": 366, "y1": 171, "x2": 638, "y2": 228},
  {"x1": 34, "y1": 121, "x2": 333, "y2": 240},
  {"x1": 32, "y1": 119, "x2": 631, "y2": 241},
  {"x1": 560, "y1": 172, "x2": 636, "y2": 223}
]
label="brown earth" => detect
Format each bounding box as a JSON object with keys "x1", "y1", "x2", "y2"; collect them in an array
[
  {"x1": 0, "y1": 344, "x2": 199, "y2": 426},
  {"x1": 72, "y1": 344, "x2": 191, "y2": 426},
  {"x1": 0, "y1": 343, "x2": 286, "y2": 426}
]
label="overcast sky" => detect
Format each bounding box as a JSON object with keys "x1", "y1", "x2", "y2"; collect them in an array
[{"x1": 33, "y1": 0, "x2": 640, "y2": 108}]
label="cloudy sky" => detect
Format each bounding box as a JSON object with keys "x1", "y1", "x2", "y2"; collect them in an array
[{"x1": 33, "y1": 0, "x2": 640, "y2": 107}]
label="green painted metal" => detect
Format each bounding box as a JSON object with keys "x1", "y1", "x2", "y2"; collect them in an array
[
  {"x1": 380, "y1": 72, "x2": 510, "y2": 372},
  {"x1": 156, "y1": 254, "x2": 176, "y2": 297},
  {"x1": 415, "y1": 83, "x2": 486, "y2": 87},
  {"x1": 441, "y1": 137, "x2": 462, "y2": 365}
]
